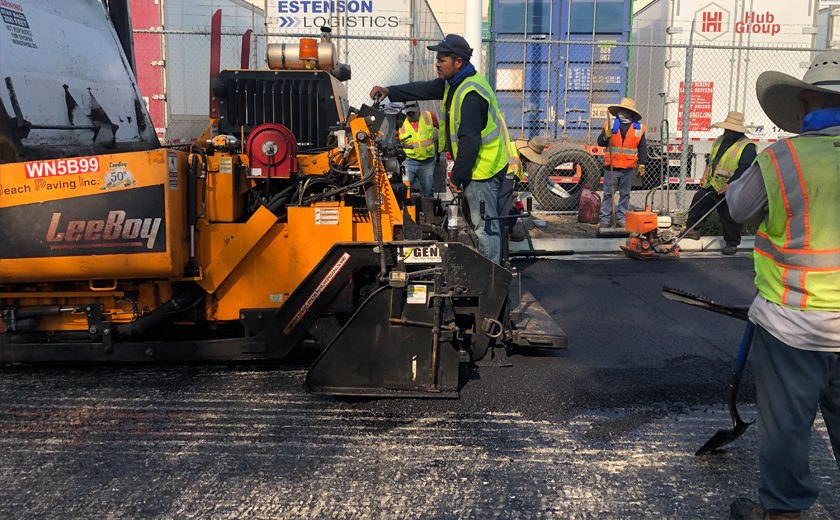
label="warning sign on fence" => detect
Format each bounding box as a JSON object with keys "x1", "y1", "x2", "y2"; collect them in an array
[{"x1": 677, "y1": 81, "x2": 714, "y2": 132}]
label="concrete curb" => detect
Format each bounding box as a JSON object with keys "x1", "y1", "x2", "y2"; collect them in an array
[{"x1": 511, "y1": 236, "x2": 755, "y2": 255}]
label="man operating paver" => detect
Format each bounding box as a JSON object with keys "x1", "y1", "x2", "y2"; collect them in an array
[
  {"x1": 370, "y1": 34, "x2": 509, "y2": 264},
  {"x1": 725, "y1": 49, "x2": 840, "y2": 520}
]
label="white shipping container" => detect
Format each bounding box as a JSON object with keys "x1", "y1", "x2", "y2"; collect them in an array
[
  {"x1": 132, "y1": 0, "x2": 266, "y2": 144},
  {"x1": 631, "y1": 0, "x2": 819, "y2": 181}
]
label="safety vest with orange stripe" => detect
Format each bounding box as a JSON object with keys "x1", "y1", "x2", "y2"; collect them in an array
[
  {"x1": 753, "y1": 136, "x2": 840, "y2": 311},
  {"x1": 399, "y1": 111, "x2": 436, "y2": 161},
  {"x1": 499, "y1": 114, "x2": 523, "y2": 180},
  {"x1": 700, "y1": 135, "x2": 756, "y2": 192},
  {"x1": 604, "y1": 119, "x2": 645, "y2": 169}
]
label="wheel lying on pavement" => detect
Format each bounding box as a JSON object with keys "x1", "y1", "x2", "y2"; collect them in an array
[{"x1": 527, "y1": 147, "x2": 603, "y2": 211}]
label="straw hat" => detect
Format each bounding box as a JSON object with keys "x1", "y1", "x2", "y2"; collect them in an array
[
  {"x1": 608, "y1": 97, "x2": 642, "y2": 121},
  {"x1": 711, "y1": 111, "x2": 750, "y2": 133},
  {"x1": 515, "y1": 136, "x2": 549, "y2": 164},
  {"x1": 757, "y1": 49, "x2": 840, "y2": 133}
]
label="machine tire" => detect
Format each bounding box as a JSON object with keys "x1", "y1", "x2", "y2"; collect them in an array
[{"x1": 528, "y1": 147, "x2": 602, "y2": 211}]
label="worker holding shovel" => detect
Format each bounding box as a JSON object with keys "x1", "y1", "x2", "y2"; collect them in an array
[
  {"x1": 725, "y1": 50, "x2": 840, "y2": 520},
  {"x1": 596, "y1": 98, "x2": 647, "y2": 229}
]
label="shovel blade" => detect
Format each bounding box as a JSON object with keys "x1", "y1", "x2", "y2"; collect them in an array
[{"x1": 695, "y1": 419, "x2": 754, "y2": 456}]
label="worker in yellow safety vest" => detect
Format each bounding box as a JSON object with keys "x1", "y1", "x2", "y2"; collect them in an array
[
  {"x1": 725, "y1": 49, "x2": 840, "y2": 520},
  {"x1": 683, "y1": 111, "x2": 757, "y2": 255},
  {"x1": 370, "y1": 34, "x2": 510, "y2": 264},
  {"x1": 397, "y1": 105, "x2": 438, "y2": 198},
  {"x1": 596, "y1": 97, "x2": 648, "y2": 227}
]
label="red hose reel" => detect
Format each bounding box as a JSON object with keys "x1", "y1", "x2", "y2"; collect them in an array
[{"x1": 245, "y1": 123, "x2": 298, "y2": 178}]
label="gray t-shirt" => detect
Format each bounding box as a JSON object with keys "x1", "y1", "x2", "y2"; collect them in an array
[{"x1": 726, "y1": 126, "x2": 840, "y2": 352}]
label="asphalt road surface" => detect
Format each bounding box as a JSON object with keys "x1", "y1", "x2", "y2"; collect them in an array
[{"x1": 1, "y1": 257, "x2": 838, "y2": 519}]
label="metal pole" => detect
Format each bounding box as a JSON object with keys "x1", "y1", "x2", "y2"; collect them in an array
[
  {"x1": 465, "y1": 0, "x2": 483, "y2": 73},
  {"x1": 678, "y1": 21, "x2": 695, "y2": 211},
  {"x1": 546, "y1": 0, "x2": 552, "y2": 137},
  {"x1": 587, "y1": 0, "x2": 598, "y2": 144},
  {"x1": 727, "y1": 0, "x2": 739, "y2": 109},
  {"x1": 741, "y1": 0, "x2": 755, "y2": 115},
  {"x1": 561, "y1": 0, "x2": 571, "y2": 139},
  {"x1": 520, "y1": 0, "x2": 528, "y2": 136}
]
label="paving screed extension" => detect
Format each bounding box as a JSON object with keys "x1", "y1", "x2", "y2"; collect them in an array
[{"x1": 1, "y1": 258, "x2": 837, "y2": 519}]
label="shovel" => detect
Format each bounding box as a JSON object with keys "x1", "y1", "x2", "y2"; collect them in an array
[{"x1": 695, "y1": 320, "x2": 756, "y2": 455}]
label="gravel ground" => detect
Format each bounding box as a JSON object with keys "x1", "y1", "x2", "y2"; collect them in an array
[{"x1": 1, "y1": 258, "x2": 837, "y2": 519}]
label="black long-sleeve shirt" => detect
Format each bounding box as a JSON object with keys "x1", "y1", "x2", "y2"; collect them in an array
[
  {"x1": 705, "y1": 134, "x2": 757, "y2": 183},
  {"x1": 597, "y1": 122, "x2": 648, "y2": 166},
  {"x1": 387, "y1": 74, "x2": 505, "y2": 188}
]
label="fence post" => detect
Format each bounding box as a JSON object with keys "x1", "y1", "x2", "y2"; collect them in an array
[{"x1": 678, "y1": 23, "x2": 695, "y2": 211}]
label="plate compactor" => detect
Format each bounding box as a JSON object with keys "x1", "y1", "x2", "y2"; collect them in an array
[
  {"x1": 0, "y1": 0, "x2": 567, "y2": 398},
  {"x1": 620, "y1": 208, "x2": 685, "y2": 260}
]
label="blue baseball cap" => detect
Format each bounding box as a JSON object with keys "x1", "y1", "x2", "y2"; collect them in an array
[{"x1": 427, "y1": 34, "x2": 473, "y2": 61}]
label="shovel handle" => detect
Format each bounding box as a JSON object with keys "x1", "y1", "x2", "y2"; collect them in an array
[{"x1": 733, "y1": 320, "x2": 756, "y2": 387}]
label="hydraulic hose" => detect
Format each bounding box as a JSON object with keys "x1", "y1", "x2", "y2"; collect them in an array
[{"x1": 115, "y1": 284, "x2": 207, "y2": 337}]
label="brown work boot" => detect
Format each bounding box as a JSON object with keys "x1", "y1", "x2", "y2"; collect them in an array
[
  {"x1": 684, "y1": 228, "x2": 701, "y2": 240},
  {"x1": 729, "y1": 498, "x2": 801, "y2": 520}
]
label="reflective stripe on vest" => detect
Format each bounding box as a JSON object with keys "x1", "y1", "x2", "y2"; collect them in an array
[
  {"x1": 752, "y1": 137, "x2": 840, "y2": 311},
  {"x1": 500, "y1": 114, "x2": 523, "y2": 180},
  {"x1": 442, "y1": 74, "x2": 510, "y2": 181},
  {"x1": 700, "y1": 136, "x2": 754, "y2": 192},
  {"x1": 604, "y1": 119, "x2": 645, "y2": 169},
  {"x1": 399, "y1": 111, "x2": 436, "y2": 161}
]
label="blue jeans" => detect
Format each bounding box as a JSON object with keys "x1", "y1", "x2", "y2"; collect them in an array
[
  {"x1": 405, "y1": 157, "x2": 435, "y2": 198},
  {"x1": 463, "y1": 174, "x2": 502, "y2": 264},
  {"x1": 752, "y1": 325, "x2": 840, "y2": 514},
  {"x1": 600, "y1": 167, "x2": 635, "y2": 226}
]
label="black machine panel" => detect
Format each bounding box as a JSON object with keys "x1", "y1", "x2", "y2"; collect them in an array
[{"x1": 217, "y1": 70, "x2": 342, "y2": 152}]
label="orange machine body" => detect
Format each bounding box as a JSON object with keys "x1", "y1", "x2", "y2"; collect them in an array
[
  {"x1": 0, "y1": 115, "x2": 404, "y2": 330},
  {"x1": 624, "y1": 209, "x2": 658, "y2": 235}
]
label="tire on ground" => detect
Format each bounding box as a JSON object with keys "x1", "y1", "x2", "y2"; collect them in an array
[{"x1": 528, "y1": 148, "x2": 602, "y2": 211}]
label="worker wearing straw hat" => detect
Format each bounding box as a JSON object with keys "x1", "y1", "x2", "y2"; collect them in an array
[
  {"x1": 683, "y1": 111, "x2": 757, "y2": 255},
  {"x1": 725, "y1": 50, "x2": 840, "y2": 520},
  {"x1": 596, "y1": 97, "x2": 647, "y2": 227}
]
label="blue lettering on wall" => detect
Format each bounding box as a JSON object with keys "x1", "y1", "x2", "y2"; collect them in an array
[{"x1": 279, "y1": 0, "x2": 373, "y2": 13}]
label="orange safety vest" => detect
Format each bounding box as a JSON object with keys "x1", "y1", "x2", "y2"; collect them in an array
[{"x1": 604, "y1": 119, "x2": 645, "y2": 169}]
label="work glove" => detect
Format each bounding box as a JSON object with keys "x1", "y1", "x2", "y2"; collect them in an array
[
  {"x1": 636, "y1": 164, "x2": 646, "y2": 178},
  {"x1": 604, "y1": 126, "x2": 613, "y2": 139}
]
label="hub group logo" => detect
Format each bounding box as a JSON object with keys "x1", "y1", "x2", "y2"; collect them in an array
[{"x1": 694, "y1": 3, "x2": 730, "y2": 41}]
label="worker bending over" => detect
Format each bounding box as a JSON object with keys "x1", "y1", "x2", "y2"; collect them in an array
[
  {"x1": 398, "y1": 104, "x2": 438, "y2": 198},
  {"x1": 596, "y1": 98, "x2": 647, "y2": 227},
  {"x1": 370, "y1": 34, "x2": 509, "y2": 264},
  {"x1": 499, "y1": 134, "x2": 548, "y2": 241},
  {"x1": 684, "y1": 112, "x2": 757, "y2": 255},
  {"x1": 726, "y1": 50, "x2": 840, "y2": 520}
]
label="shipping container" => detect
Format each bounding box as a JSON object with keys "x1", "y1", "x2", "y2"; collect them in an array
[
  {"x1": 131, "y1": 0, "x2": 266, "y2": 145},
  {"x1": 630, "y1": 0, "x2": 819, "y2": 183},
  {"x1": 491, "y1": 0, "x2": 633, "y2": 141},
  {"x1": 817, "y1": 4, "x2": 840, "y2": 49}
]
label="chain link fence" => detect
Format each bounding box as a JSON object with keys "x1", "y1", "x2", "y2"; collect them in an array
[
  {"x1": 134, "y1": 26, "x2": 821, "y2": 216},
  {"x1": 491, "y1": 37, "x2": 819, "y2": 215}
]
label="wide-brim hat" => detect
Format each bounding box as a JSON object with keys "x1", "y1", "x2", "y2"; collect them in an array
[
  {"x1": 711, "y1": 111, "x2": 750, "y2": 133},
  {"x1": 515, "y1": 136, "x2": 549, "y2": 164},
  {"x1": 757, "y1": 49, "x2": 840, "y2": 134},
  {"x1": 607, "y1": 97, "x2": 642, "y2": 121}
]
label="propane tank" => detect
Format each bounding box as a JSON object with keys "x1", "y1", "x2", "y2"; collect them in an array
[{"x1": 578, "y1": 183, "x2": 601, "y2": 224}]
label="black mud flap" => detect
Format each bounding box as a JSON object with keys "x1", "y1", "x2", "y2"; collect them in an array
[{"x1": 305, "y1": 285, "x2": 460, "y2": 398}]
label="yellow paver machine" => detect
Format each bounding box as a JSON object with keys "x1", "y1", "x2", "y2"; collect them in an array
[{"x1": 0, "y1": 0, "x2": 567, "y2": 397}]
